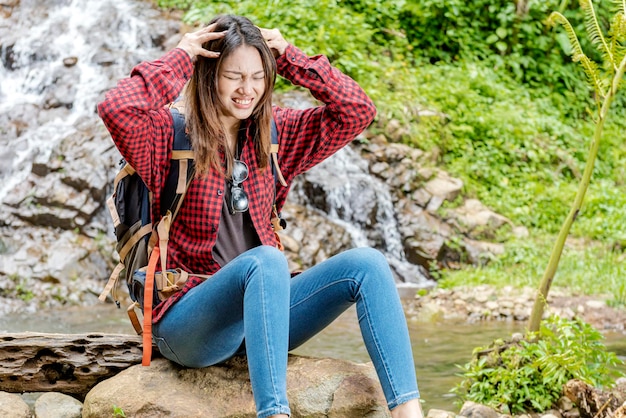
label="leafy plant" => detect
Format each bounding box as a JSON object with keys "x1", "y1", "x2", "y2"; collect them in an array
[
  {"x1": 454, "y1": 316, "x2": 624, "y2": 414},
  {"x1": 529, "y1": 0, "x2": 626, "y2": 332},
  {"x1": 112, "y1": 405, "x2": 126, "y2": 418}
]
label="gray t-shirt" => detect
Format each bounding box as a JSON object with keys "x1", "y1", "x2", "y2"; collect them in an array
[{"x1": 212, "y1": 180, "x2": 261, "y2": 267}]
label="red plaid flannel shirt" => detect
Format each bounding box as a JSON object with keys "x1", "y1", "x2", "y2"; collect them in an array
[{"x1": 98, "y1": 45, "x2": 376, "y2": 322}]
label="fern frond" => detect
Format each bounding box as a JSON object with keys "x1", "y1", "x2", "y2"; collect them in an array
[
  {"x1": 547, "y1": 12, "x2": 586, "y2": 58},
  {"x1": 548, "y1": 12, "x2": 607, "y2": 102},
  {"x1": 580, "y1": 0, "x2": 615, "y2": 67},
  {"x1": 579, "y1": 54, "x2": 608, "y2": 105},
  {"x1": 608, "y1": 12, "x2": 626, "y2": 72},
  {"x1": 611, "y1": 0, "x2": 626, "y2": 15}
]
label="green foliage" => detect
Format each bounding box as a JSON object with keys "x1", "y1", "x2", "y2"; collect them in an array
[
  {"x1": 156, "y1": 0, "x2": 386, "y2": 91},
  {"x1": 394, "y1": 0, "x2": 619, "y2": 116},
  {"x1": 454, "y1": 316, "x2": 624, "y2": 414}
]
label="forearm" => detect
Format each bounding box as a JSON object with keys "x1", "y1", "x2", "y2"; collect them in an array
[
  {"x1": 97, "y1": 48, "x2": 193, "y2": 189},
  {"x1": 276, "y1": 44, "x2": 376, "y2": 137}
]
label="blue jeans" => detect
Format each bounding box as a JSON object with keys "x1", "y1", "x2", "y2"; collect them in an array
[{"x1": 152, "y1": 246, "x2": 420, "y2": 417}]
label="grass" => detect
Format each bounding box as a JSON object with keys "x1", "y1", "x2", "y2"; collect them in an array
[{"x1": 439, "y1": 234, "x2": 625, "y2": 297}]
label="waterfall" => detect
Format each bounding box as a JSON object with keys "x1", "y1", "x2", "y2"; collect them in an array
[
  {"x1": 0, "y1": 0, "x2": 173, "y2": 202},
  {"x1": 294, "y1": 146, "x2": 433, "y2": 287},
  {"x1": 0, "y1": 0, "x2": 434, "y2": 292}
]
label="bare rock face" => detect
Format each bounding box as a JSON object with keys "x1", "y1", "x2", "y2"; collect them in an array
[{"x1": 83, "y1": 356, "x2": 391, "y2": 418}]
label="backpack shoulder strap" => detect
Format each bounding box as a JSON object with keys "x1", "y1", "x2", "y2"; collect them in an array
[
  {"x1": 161, "y1": 108, "x2": 195, "y2": 217},
  {"x1": 269, "y1": 118, "x2": 287, "y2": 233},
  {"x1": 270, "y1": 119, "x2": 287, "y2": 187}
]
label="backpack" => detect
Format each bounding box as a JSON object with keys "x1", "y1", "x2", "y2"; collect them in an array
[{"x1": 99, "y1": 106, "x2": 286, "y2": 365}]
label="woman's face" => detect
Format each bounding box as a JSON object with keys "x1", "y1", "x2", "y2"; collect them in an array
[{"x1": 216, "y1": 44, "x2": 266, "y2": 128}]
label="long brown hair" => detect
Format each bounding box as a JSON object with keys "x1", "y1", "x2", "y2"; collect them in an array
[{"x1": 185, "y1": 15, "x2": 277, "y2": 177}]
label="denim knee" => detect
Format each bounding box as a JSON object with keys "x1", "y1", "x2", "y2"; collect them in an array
[
  {"x1": 243, "y1": 244, "x2": 289, "y2": 273},
  {"x1": 250, "y1": 245, "x2": 289, "y2": 267},
  {"x1": 347, "y1": 247, "x2": 392, "y2": 278},
  {"x1": 348, "y1": 247, "x2": 387, "y2": 267}
]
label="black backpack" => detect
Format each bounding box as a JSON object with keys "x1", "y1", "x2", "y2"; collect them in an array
[{"x1": 99, "y1": 107, "x2": 286, "y2": 338}]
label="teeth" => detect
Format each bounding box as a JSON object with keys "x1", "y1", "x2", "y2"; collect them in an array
[{"x1": 234, "y1": 98, "x2": 252, "y2": 105}]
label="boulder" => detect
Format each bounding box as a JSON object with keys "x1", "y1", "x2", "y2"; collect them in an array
[
  {"x1": 34, "y1": 392, "x2": 83, "y2": 418},
  {"x1": 459, "y1": 401, "x2": 500, "y2": 418},
  {"x1": 83, "y1": 356, "x2": 391, "y2": 418},
  {"x1": 0, "y1": 391, "x2": 30, "y2": 418}
]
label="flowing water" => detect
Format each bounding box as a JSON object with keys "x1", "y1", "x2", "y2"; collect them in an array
[
  {"x1": 292, "y1": 146, "x2": 433, "y2": 286},
  {"x1": 1, "y1": 304, "x2": 624, "y2": 411},
  {"x1": 0, "y1": 0, "x2": 169, "y2": 203}
]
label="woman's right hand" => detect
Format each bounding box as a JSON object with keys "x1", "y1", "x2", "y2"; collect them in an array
[{"x1": 176, "y1": 23, "x2": 226, "y2": 61}]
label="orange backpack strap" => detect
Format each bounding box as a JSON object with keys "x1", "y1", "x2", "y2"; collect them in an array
[{"x1": 142, "y1": 245, "x2": 160, "y2": 366}]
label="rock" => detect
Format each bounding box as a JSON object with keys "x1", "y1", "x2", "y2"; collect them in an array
[
  {"x1": 463, "y1": 238, "x2": 505, "y2": 266},
  {"x1": 614, "y1": 402, "x2": 626, "y2": 418},
  {"x1": 563, "y1": 410, "x2": 581, "y2": 418},
  {"x1": 0, "y1": 391, "x2": 31, "y2": 418},
  {"x1": 459, "y1": 401, "x2": 500, "y2": 418},
  {"x1": 414, "y1": 301, "x2": 445, "y2": 322},
  {"x1": 448, "y1": 199, "x2": 510, "y2": 238},
  {"x1": 426, "y1": 409, "x2": 457, "y2": 418},
  {"x1": 83, "y1": 356, "x2": 390, "y2": 418},
  {"x1": 584, "y1": 300, "x2": 606, "y2": 310},
  {"x1": 556, "y1": 395, "x2": 575, "y2": 411},
  {"x1": 423, "y1": 172, "x2": 464, "y2": 208},
  {"x1": 34, "y1": 392, "x2": 82, "y2": 418},
  {"x1": 564, "y1": 378, "x2": 626, "y2": 418}
]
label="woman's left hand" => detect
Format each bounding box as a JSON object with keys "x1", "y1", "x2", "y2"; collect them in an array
[{"x1": 259, "y1": 27, "x2": 289, "y2": 58}]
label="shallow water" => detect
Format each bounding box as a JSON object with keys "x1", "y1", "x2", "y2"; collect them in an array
[{"x1": 1, "y1": 304, "x2": 624, "y2": 411}]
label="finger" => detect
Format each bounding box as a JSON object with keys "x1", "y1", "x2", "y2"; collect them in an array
[
  {"x1": 200, "y1": 30, "x2": 226, "y2": 42},
  {"x1": 258, "y1": 27, "x2": 273, "y2": 39},
  {"x1": 197, "y1": 49, "x2": 221, "y2": 59},
  {"x1": 203, "y1": 22, "x2": 220, "y2": 33}
]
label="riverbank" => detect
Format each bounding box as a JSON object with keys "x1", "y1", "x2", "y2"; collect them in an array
[
  {"x1": 1, "y1": 283, "x2": 624, "y2": 416},
  {"x1": 404, "y1": 284, "x2": 626, "y2": 334}
]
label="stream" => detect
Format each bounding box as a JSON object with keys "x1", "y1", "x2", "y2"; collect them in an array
[{"x1": 1, "y1": 304, "x2": 624, "y2": 411}]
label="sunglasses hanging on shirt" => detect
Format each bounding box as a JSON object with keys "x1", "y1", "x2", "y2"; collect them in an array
[
  {"x1": 229, "y1": 159, "x2": 249, "y2": 214},
  {"x1": 227, "y1": 128, "x2": 250, "y2": 214}
]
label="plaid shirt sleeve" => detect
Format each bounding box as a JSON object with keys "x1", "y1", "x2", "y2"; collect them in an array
[
  {"x1": 97, "y1": 48, "x2": 193, "y2": 194},
  {"x1": 273, "y1": 44, "x2": 377, "y2": 208}
]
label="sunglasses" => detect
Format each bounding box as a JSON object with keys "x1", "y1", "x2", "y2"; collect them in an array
[{"x1": 228, "y1": 159, "x2": 249, "y2": 214}]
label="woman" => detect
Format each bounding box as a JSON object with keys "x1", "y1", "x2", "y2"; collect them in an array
[{"x1": 98, "y1": 14, "x2": 423, "y2": 418}]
